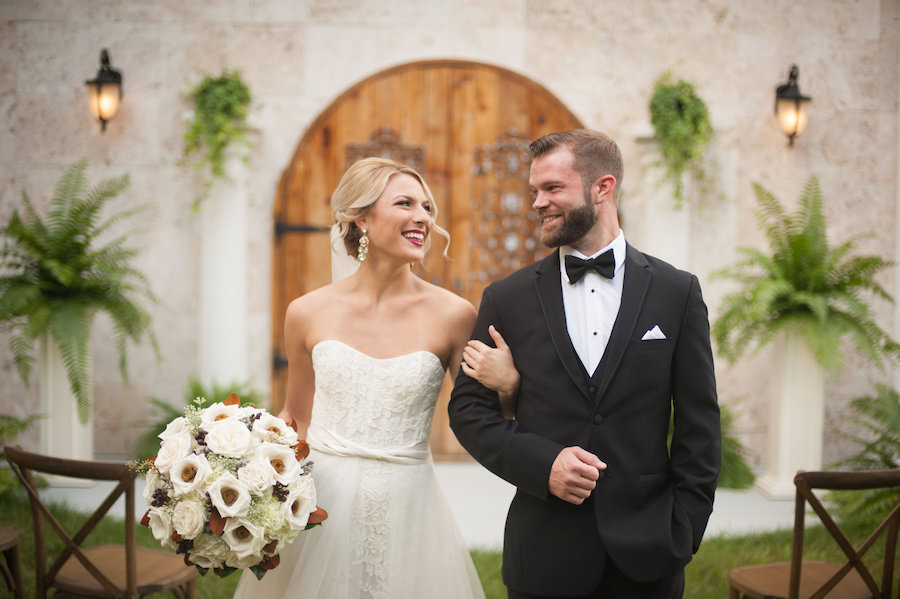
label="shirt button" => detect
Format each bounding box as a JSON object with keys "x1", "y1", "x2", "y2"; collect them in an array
[
  {"x1": 592, "y1": 331, "x2": 598, "y2": 336},
  {"x1": 593, "y1": 414, "x2": 603, "y2": 425}
]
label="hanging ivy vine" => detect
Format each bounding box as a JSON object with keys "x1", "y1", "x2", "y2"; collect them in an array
[
  {"x1": 181, "y1": 70, "x2": 252, "y2": 211},
  {"x1": 648, "y1": 74, "x2": 712, "y2": 209}
]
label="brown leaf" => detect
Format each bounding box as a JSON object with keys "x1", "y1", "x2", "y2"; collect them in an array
[
  {"x1": 293, "y1": 440, "x2": 310, "y2": 460},
  {"x1": 224, "y1": 393, "x2": 241, "y2": 406},
  {"x1": 209, "y1": 508, "x2": 226, "y2": 534},
  {"x1": 260, "y1": 554, "x2": 281, "y2": 570},
  {"x1": 308, "y1": 506, "x2": 328, "y2": 525},
  {"x1": 263, "y1": 539, "x2": 278, "y2": 554},
  {"x1": 140, "y1": 510, "x2": 151, "y2": 528}
]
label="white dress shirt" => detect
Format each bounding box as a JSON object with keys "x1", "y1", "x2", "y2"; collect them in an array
[{"x1": 559, "y1": 231, "x2": 626, "y2": 376}]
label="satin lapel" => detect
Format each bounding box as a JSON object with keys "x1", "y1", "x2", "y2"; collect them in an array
[
  {"x1": 591, "y1": 244, "x2": 651, "y2": 400},
  {"x1": 535, "y1": 250, "x2": 590, "y2": 398}
]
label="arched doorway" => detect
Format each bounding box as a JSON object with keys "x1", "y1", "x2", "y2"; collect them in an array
[{"x1": 272, "y1": 60, "x2": 583, "y2": 457}]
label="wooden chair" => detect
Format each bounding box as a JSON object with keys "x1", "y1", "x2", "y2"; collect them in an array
[
  {"x1": 728, "y1": 469, "x2": 900, "y2": 599},
  {"x1": 0, "y1": 525, "x2": 24, "y2": 599},
  {"x1": 4, "y1": 445, "x2": 196, "y2": 599}
]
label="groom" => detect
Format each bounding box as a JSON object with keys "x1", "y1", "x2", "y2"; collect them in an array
[{"x1": 449, "y1": 129, "x2": 720, "y2": 598}]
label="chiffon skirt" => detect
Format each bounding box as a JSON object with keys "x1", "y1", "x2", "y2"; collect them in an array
[{"x1": 232, "y1": 449, "x2": 486, "y2": 599}]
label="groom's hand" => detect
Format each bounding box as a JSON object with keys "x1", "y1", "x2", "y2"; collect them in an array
[{"x1": 549, "y1": 447, "x2": 606, "y2": 505}]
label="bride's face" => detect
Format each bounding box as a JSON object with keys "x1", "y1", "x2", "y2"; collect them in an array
[{"x1": 359, "y1": 173, "x2": 433, "y2": 263}]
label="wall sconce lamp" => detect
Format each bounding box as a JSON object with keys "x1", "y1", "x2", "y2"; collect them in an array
[
  {"x1": 774, "y1": 64, "x2": 811, "y2": 146},
  {"x1": 85, "y1": 49, "x2": 122, "y2": 132}
]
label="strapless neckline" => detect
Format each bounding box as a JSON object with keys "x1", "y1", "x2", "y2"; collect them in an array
[{"x1": 313, "y1": 338, "x2": 443, "y2": 367}]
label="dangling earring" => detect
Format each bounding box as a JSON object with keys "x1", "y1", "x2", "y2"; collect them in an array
[{"x1": 357, "y1": 228, "x2": 369, "y2": 262}]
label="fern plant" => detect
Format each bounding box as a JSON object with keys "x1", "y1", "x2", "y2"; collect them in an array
[
  {"x1": 712, "y1": 176, "x2": 899, "y2": 374},
  {"x1": 0, "y1": 160, "x2": 157, "y2": 422},
  {"x1": 828, "y1": 383, "x2": 900, "y2": 528}
]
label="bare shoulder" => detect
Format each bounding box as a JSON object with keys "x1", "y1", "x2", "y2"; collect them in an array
[
  {"x1": 420, "y1": 280, "x2": 476, "y2": 329},
  {"x1": 285, "y1": 283, "x2": 339, "y2": 323}
]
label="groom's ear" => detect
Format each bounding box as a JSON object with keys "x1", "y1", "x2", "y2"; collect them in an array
[{"x1": 593, "y1": 174, "x2": 617, "y2": 205}]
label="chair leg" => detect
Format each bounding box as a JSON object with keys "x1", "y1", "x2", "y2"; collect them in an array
[
  {"x1": 728, "y1": 587, "x2": 740, "y2": 599},
  {"x1": 1, "y1": 541, "x2": 24, "y2": 599}
]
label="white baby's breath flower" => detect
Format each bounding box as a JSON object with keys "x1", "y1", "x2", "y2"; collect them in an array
[
  {"x1": 257, "y1": 442, "x2": 300, "y2": 484},
  {"x1": 252, "y1": 413, "x2": 299, "y2": 446},
  {"x1": 208, "y1": 472, "x2": 252, "y2": 518},
  {"x1": 188, "y1": 533, "x2": 229, "y2": 569},
  {"x1": 172, "y1": 498, "x2": 207, "y2": 539},
  {"x1": 147, "y1": 507, "x2": 174, "y2": 546},
  {"x1": 282, "y1": 475, "x2": 317, "y2": 529},
  {"x1": 204, "y1": 418, "x2": 253, "y2": 458},
  {"x1": 154, "y1": 430, "x2": 193, "y2": 473},
  {"x1": 200, "y1": 402, "x2": 241, "y2": 426},
  {"x1": 170, "y1": 454, "x2": 212, "y2": 496},
  {"x1": 238, "y1": 457, "x2": 275, "y2": 495},
  {"x1": 222, "y1": 517, "x2": 266, "y2": 565}
]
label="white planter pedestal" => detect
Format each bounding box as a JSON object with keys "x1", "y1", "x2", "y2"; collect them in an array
[
  {"x1": 39, "y1": 331, "x2": 94, "y2": 486},
  {"x1": 756, "y1": 328, "x2": 825, "y2": 499}
]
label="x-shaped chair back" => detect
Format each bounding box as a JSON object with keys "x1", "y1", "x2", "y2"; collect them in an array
[{"x1": 791, "y1": 470, "x2": 900, "y2": 599}]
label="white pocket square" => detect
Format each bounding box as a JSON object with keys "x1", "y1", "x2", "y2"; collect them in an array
[{"x1": 641, "y1": 325, "x2": 666, "y2": 340}]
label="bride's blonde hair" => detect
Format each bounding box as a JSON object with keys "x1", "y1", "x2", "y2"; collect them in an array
[{"x1": 331, "y1": 157, "x2": 450, "y2": 258}]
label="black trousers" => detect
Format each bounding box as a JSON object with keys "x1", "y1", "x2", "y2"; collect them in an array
[{"x1": 507, "y1": 558, "x2": 685, "y2": 599}]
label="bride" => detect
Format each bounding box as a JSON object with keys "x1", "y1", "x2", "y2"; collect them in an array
[{"x1": 233, "y1": 157, "x2": 517, "y2": 598}]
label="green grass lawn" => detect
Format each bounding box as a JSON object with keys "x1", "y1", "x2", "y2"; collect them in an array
[{"x1": 0, "y1": 491, "x2": 889, "y2": 599}]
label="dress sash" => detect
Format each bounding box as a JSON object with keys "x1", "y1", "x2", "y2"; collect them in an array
[{"x1": 308, "y1": 422, "x2": 430, "y2": 465}]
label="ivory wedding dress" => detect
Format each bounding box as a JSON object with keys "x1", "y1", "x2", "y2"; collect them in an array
[{"x1": 233, "y1": 339, "x2": 485, "y2": 599}]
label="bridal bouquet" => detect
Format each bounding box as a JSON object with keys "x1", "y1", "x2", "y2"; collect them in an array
[{"x1": 138, "y1": 394, "x2": 326, "y2": 579}]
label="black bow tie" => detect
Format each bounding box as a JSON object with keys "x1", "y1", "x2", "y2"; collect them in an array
[{"x1": 565, "y1": 250, "x2": 616, "y2": 283}]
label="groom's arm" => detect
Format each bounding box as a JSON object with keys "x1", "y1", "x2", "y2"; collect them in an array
[
  {"x1": 669, "y1": 274, "x2": 721, "y2": 552},
  {"x1": 449, "y1": 285, "x2": 566, "y2": 500}
]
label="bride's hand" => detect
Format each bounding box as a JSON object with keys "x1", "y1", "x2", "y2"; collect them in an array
[{"x1": 461, "y1": 325, "x2": 519, "y2": 419}]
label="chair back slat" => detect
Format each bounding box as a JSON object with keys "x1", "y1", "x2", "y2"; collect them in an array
[
  {"x1": 792, "y1": 469, "x2": 900, "y2": 599},
  {"x1": 3, "y1": 445, "x2": 139, "y2": 597}
]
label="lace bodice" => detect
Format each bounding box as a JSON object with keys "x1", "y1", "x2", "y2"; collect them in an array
[{"x1": 309, "y1": 340, "x2": 445, "y2": 454}]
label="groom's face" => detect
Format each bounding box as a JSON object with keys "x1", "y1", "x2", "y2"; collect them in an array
[{"x1": 529, "y1": 147, "x2": 596, "y2": 248}]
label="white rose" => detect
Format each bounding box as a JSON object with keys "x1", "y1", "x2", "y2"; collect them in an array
[
  {"x1": 258, "y1": 442, "x2": 300, "y2": 484},
  {"x1": 147, "y1": 507, "x2": 174, "y2": 546},
  {"x1": 154, "y1": 430, "x2": 193, "y2": 473},
  {"x1": 282, "y1": 475, "x2": 317, "y2": 530},
  {"x1": 159, "y1": 416, "x2": 190, "y2": 442},
  {"x1": 200, "y1": 402, "x2": 241, "y2": 426},
  {"x1": 172, "y1": 498, "x2": 207, "y2": 539},
  {"x1": 237, "y1": 458, "x2": 275, "y2": 496},
  {"x1": 170, "y1": 454, "x2": 212, "y2": 497},
  {"x1": 188, "y1": 533, "x2": 229, "y2": 569},
  {"x1": 142, "y1": 467, "x2": 164, "y2": 505},
  {"x1": 204, "y1": 419, "x2": 252, "y2": 458},
  {"x1": 252, "y1": 413, "x2": 299, "y2": 446},
  {"x1": 222, "y1": 517, "x2": 266, "y2": 565},
  {"x1": 208, "y1": 473, "x2": 252, "y2": 518}
]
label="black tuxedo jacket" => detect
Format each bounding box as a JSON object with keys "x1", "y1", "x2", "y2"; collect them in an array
[{"x1": 449, "y1": 245, "x2": 720, "y2": 596}]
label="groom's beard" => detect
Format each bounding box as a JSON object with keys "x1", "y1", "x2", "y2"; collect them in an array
[{"x1": 540, "y1": 188, "x2": 597, "y2": 248}]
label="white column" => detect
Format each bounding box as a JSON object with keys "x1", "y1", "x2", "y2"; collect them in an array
[
  {"x1": 756, "y1": 328, "x2": 825, "y2": 499},
  {"x1": 633, "y1": 124, "x2": 691, "y2": 270},
  {"x1": 39, "y1": 331, "x2": 94, "y2": 485},
  {"x1": 198, "y1": 155, "x2": 250, "y2": 385}
]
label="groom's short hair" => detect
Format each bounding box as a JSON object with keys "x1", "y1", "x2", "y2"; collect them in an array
[{"x1": 529, "y1": 129, "x2": 624, "y2": 201}]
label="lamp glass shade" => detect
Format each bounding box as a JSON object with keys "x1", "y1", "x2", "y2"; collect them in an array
[
  {"x1": 775, "y1": 97, "x2": 809, "y2": 138},
  {"x1": 87, "y1": 81, "x2": 121, "y2": 122}
]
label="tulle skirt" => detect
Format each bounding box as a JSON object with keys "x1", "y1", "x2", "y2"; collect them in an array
[{"x1": 233, "y1": 449, "x2": 486, "y2": 599}]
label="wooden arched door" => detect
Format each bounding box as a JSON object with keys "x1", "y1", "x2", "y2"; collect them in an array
[{"x1": 272, "y1": 60, "x2": 582, "y2": 457}]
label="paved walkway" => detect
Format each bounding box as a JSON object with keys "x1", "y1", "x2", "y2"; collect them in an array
[{"x1": 40, "y1": 462, "x2": 793, "y2": 549}]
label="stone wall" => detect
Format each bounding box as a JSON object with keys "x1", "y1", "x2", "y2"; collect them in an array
[{"x1": 0, "y1": 0, "x2": 898, "y2": 471}]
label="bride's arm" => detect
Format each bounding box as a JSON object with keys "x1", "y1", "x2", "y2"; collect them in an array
[
  {"x1": 279, "y1": 299, "x2": 315, "y2": 438},
  {"x1": 461, "y1": 325, "x2": 519, "y2": 419}
]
